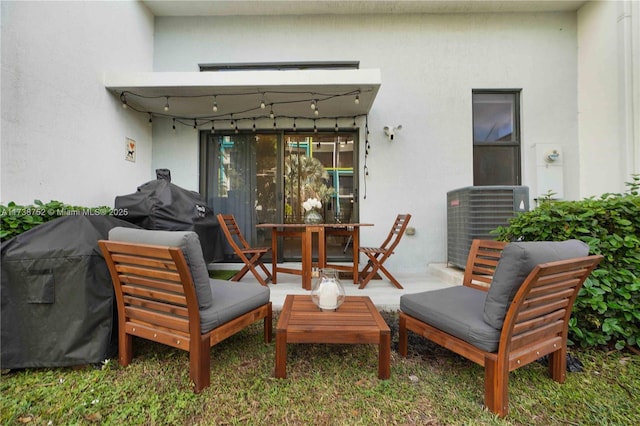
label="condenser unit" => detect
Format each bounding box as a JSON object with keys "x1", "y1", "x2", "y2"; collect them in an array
[{"x1": 447, "y1": 186, "x2": 529, "y2": 269}]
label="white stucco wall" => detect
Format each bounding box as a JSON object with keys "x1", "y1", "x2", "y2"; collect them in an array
[
  {"x1": 578, "y1": 0, "x2": 640, "y2": 197},
  {"x1": 1, "y1": 0, "x2": 155, "y2": 206},
  {"x1": 152, "y1": 12, "x2": 579, "y2": 271}
]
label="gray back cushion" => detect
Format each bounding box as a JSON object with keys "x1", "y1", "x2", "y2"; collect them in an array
[
  {"x1": 483, "y1": 239, "x2": 589, "y2": 329},
  {"x1": 108, "y1": 227, "x2": 213, "y2": 310}
]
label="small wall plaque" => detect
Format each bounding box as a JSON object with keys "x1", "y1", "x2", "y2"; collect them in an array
[{"x1": 125, "y1": 138, "x2": 136, "y2": 162}]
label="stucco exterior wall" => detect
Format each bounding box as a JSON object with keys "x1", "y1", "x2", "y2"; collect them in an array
[
  {"x1": 152, "y1": 12, "x2": 579, "y2": 270},
  {"x1": 1, "y1": 0, "x2": 155, "y2": 206},
  {"x1": 578, "y1": 0, "x2": 640, "y2": 197}
]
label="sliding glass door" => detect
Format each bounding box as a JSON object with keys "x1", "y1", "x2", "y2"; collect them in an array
[{"x1": 200, "y1": 131, "x2": 358, "y2": 262}]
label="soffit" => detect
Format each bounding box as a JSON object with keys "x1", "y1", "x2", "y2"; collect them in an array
[
  {"x1": 142, "y1": 0, "x2": 587, "y2": 17},
  {"x1": 105, "y1": 69, "x2": 381, "y2": 128}
]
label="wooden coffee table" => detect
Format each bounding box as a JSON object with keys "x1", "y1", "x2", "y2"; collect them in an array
[{"x1": 275, "y1": 295, "x2": 391, "y2": 379}]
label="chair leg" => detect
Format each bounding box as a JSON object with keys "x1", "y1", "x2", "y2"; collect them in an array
[
  {"x1": 548, "y1": 347, "x2": 567, "y2": 383},
  {"x1": 190, "y1": 335, "x2": 211, "y2": 393},
  {"x1": 119, "y1": 330, "x2": 133, "y2": 366},
  {"x1": 264, "y1": 303, "x2": 273, "y2": 343},
  {"x1": 377, "y1": 264, "x2": 403, "y2": 289},
  {"x1": 484, "y1": 357, "x2": 509, "y2": 418},
  {"x1": 359, "y1": 257, "x2": 380, "y2": 289},
  {"x1": 398, "y1": 314, "x2": 408, "y2": 357}
]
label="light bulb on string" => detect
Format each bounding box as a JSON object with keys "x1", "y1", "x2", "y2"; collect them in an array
[
  {"x1": 313, "y1": 120, "x2": 317, "y2": 133},
  {"x1": 235, "y1": 124, "x2": 239, "y2": 134},
  {"x1": 355, "y1": 94, "x2": 360, "y2": 104},
  {"x1": 314, "y1": 107, "x2": 319, "y2": 116},
  {"x1": 212, "y1": 96, "x2": 218, "y2": 112},
  {"x1": 310, "y1": 99, "x2": 316, "y2": 110},
  {"x1": 164, "y1": 97, "x2": 170, "y2": 111},
  {"x1": 269, "y1": 106, "x2": 275, "y2": 120},
  {"x1": 273, "y1": 118, "x2": 277, "y2": 129},
  {"x1": 229, "y1": 114, "x2": 234, "y2": 127},
  {"x1": 120, "y1": 93, "x2": 127, "y2": 109},
  {"x1": 334, "y1": 119, "x2": 339, "y2": 132},
  {"x1": 292, "y1": 118, "x2": 297, "y2": 132},
  {"x1": 193, "y1": 119, "x2": 197, "y2": 130},
  {"x1": 252, "y1": 118, "x2": 256, "y2": 132},
  {"x1": 148, "y1": 113, "x2": 153, "y2": 126},
  {"x1": 211, "y1": 122, "x2": 215, "y2": 134},
  {"x1": 172, "y1": 118, "x2": 176, "y2": 131},
  {"x1": 260, "y1": 94, "x2": 266, "y2": 109},
  {"x1": 352, "y1": 117, "x2": 357, "y2": 129}
]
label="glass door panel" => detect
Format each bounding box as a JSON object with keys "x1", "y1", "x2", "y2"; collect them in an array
[
  {"x1": 282, "y1": 133, "x2": 356, "y2": 261},
  {"x1": 201, "y1": 133, "x2": 277, "y2": 261}
]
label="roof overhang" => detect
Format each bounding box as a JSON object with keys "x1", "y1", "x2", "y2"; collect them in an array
[{"x1": 104, "y1": 69, "x2": 381, "y2": 128}]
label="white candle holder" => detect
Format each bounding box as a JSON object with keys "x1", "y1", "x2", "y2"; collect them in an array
[{"x1": 310, "y1": 268, "x2": 345, "y2": 311}]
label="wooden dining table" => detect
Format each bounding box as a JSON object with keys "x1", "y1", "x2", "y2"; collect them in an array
[{"x1": 256, "y1": 223, "x2": 373, "y2": 290}]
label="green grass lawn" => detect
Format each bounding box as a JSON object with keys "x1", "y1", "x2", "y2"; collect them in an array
[{"x1": 2, "y1": 312, "x2": 638, "y2": 425}]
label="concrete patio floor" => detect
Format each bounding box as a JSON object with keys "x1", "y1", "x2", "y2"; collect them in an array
[{"x1": 211, "y1": 263, "x2": 465, "y2": 310}]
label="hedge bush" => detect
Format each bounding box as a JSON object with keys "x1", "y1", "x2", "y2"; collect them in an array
[
  {"x1": 0, "y1": 200, "x2": 112, "y2": 242},
  {"x1": 494, "y1": 176, "x2": 640, "y2": 350}
]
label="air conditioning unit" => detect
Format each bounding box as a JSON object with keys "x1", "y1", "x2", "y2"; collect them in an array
[{"x1": 447, "y1": 186, "x2": 529, "y2": 269}]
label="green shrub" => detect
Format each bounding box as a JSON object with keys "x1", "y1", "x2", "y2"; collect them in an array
[
  {"x1": 0, "y1": 200, "x2": 112, "y2": 242},
  {"x1": 494, "y1": 176, "x2": 640, "y2": 350}
]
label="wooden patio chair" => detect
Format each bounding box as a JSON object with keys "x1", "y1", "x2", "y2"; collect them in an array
[
  {"x1": 358, "y1": 213, "x2": 412, "y2": 289},
  {"x1": 217, "y1": 213, "x2": 272, "y2": 286},
  {"x1": 99, "y1": 228, "x2": 272, "y2": 393},
  {"x1": 399, "y1": 239, "x2": 603, "y2": 417}
]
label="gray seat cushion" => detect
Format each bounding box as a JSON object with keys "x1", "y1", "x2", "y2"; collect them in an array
[
  {"x1": 108, "y1": 227, "x2": 213, "y2": 310},
  {"x1": 400, "y1": 286, "x2": 501, "y2": 353},
  {"x1": 199, "y1": 279, "x2": 270, "y2": 334},
  {"x1": 483, "y1": 239, "x2": 589, "y2": 329}
]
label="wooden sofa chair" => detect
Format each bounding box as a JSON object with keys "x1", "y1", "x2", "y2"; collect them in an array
[
  {"x1": 358, "y1": 213, "x2": 412, "y2": 289},
  {"x1": 217, "y1": 213, "x2": 272, "y2": 286},
  {"x1": 99, "y1": 227, "x2": 272, "y2": 393},
  {"x1": 399, "y1": 239, "x2": 602, "y2": 417}
]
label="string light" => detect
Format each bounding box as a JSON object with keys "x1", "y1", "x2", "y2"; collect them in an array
[
  {"x1": 211, "y1": 121, "x2": 215, "y2": 133},
  {"x1": 310, "y1": 99, "x2": 316, "y2": 110},
  {"x1": 260, "y1": 94, "x2": 266, "y2": 109},
  {"x1": 118, "y1": 89, "x2": 372, "y2": 132},
  {"x1": 355, "y1": 94, "x2": 360, "y2": 104}
]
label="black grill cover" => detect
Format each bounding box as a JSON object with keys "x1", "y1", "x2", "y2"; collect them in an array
[
  {"x1": 113, "y1": 169, "x2": 223, "y2": 263},
  {"x1": 1, "y1": 215, "x2": 139, "y2": 369}
]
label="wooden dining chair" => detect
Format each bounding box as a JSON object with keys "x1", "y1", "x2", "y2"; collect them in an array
[
  {"x1": 217, "y1": 214, "x2": 272, "y2": 286},
  {"x1": 358, "y1": 213, "x2": 412, "y2": 289}
]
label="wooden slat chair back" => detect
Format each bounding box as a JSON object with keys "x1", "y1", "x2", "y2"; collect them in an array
[
  {"x1": 463, "y1": 239, "x2": 508, "y2": 290},
  {"x1": 358, "y1": 213, "x2": 412, "y2": 289},
  {"x1": 99, "y1": 240, "x2": 272, "y2": 393},
  {"x1": 217, "y1": 213, "x2": 272, "y2": 286},
  {"x1": 399, "y1": 239, "x2": 602, "y2": 417}
]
